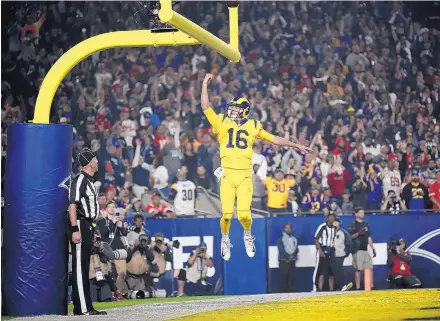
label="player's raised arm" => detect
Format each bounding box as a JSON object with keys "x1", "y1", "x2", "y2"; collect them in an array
[
  {"x1": 201, "y1": 73, "x2": 213, "y2": 111},
  {"x1": 201, "y1": 73, "x2": 220, "y2": 131},
  {"x1": 257, "y1": 126, "x2": 312, "y2": 154}
]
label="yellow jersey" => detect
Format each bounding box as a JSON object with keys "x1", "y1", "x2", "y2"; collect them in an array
[
  {"x1": 263, "y1": 177, "x2": 295, "y2": 208},
  {"x1": 204, "y1": 108, "x2": 275, "y2": 170}
]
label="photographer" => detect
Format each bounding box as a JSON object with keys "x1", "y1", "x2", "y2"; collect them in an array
[
  {"x1": 381, "y1": 190, "x2": 407, "y2": 214},
  {"x1": 127, "y1": 214, "x2": 149, "y2": 248},
  {"x1": 124, "y1": 234, "x2": 157, "y2": 294},
  {"x1": 387, "y1": 238, "x2": 421, "y2": 289},
  {"x1": 174, "y1": 243, "x2": 214, "y2": 297},
  {"x1": 96, "y1": 201, "x2": 129, "y2": 300},
  {"x1": 150, "y1": 233, "x2": 176, "y2": 279},
  {"x1": 89, "y1": 231, "x2": 115, "y2": 302}
]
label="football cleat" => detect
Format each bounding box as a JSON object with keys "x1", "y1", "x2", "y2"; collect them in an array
[
  {"x1": 244, "y1": 232, "x2": 256, "y2": 258},
  {"x1": 221, "y1": 235, "x2": 232, "y2": 261}
]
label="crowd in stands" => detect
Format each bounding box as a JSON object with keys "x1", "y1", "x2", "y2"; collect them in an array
[{"x1": 2, "y1": 1, "x2": 440, "y2": 217}]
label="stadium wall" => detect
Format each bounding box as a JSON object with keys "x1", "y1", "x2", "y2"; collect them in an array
[{"x1": 145, "y1": 215, "x2": 440, "y2": 295}]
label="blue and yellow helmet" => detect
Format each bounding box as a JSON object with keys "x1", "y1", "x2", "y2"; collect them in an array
[{"x1": 227, "y1": 97, "x2": 250, "y2": 120}]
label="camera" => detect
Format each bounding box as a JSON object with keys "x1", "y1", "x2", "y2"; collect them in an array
[
  {"x1": 139, "y1": 234, "x2": 150, "y2": 248},
  {"x1": 199, "y1": 243, "x2": 207, "y2": 254},
  {"x1": 154, "y1": 239, "x2": 180, "y2": 253},
  {"x1": 389, "y1": 238, "x2": 399, "y2": 253}
]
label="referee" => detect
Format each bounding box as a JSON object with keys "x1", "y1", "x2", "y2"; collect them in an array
[
  {"x1": 314, "y1": 213, "x2": 337, "y2": 291},
  {"x1": 68, "y1": 149, "x2": 106, "y2": 316}
]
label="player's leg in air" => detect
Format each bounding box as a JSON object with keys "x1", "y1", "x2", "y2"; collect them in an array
[
  {"x1": 236, "y1": 173, "x2": 255, "y2": 257},
  {"x1": 219, "y1": 172, "x2": 236, "y2": 261}
]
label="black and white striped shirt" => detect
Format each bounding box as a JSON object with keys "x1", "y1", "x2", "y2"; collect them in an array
[
  {"x1": 69, "y1": 171, "x2": 98, "y2": 220},
  {"x1": 315, "y1": 223, "x2": 336, "y2": 248}
]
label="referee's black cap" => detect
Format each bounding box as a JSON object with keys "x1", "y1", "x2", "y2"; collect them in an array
[{"x1": 78, "y1": 148, "x2": 96, "y2": 167}]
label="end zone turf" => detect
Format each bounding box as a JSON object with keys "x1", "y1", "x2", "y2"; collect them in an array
[{"x1": 172, "y1": 289, "x2": 440, "y2": 321}]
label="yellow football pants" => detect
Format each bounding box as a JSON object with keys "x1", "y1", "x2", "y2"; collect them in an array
[{"x1": 219, "y1": 168, "x2": 253, "y2": 233}]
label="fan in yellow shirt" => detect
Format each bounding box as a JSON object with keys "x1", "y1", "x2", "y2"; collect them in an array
[
  {"x1": 201, "y1": 73, "x2": 311, "y2": 261},
  {"x1": 263, "y1": 169, "x2": 295, "y2": 216}
]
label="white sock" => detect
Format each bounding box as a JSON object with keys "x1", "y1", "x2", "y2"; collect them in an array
[{"x1": 222, "y1": 234, "x2": 229, "y2": 239}]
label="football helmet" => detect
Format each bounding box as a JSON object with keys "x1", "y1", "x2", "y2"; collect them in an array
[{"x1": 227, "y1": 97, "x2": 250, "y2": 120}]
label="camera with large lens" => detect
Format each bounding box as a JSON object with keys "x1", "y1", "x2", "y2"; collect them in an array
[
  {"x1": 389, "y1": 238, "x2": 399, "y2": 253},
  {"x1": 139, "y1": 234, "x2": 150, "y2": 248},
  {"x1": 154, "y1": 238, "x2": 180, "y2": 253}
]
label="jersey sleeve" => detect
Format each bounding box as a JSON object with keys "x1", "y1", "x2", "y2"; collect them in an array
[
  {"x1": 203, "y1": 108, "x2": 221, "y2": 134},
  {"x1": 256, "y1": 122, "x2": 275, "y2": 143},
  {"x1": 263, "y1": 177, "x2": 270, "y2": 186}
]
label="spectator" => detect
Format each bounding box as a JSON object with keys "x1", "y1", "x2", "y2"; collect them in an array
[
  {"x1": 340, "y1": 189, "x2": 354, "y2": 215},
  {"x1": 146, "y1": 156, "x2": 170, "y2": 198},
  {"x1": 131, "y1": 138, "x2": 150, "y2": 199},
  {"x1": 327, "y1": 199, "x2": 343, "y2": 216},
  {"x1": 381, "y1": 190, "x2": 407, "y2": 214},
  {"x1": 194, "y1": 165, "x2": 211, "y2": 190},
  {"x1": 365, "y1": 165, "x2": 383, "y2": 212},
  {"x1": 327, "y1": 155, "x2": 351, "y2": 199},
  {"x1": 302, "y1": 186, "x2": 327, "y2": 214},
  {"x1": 429, "y1": 170, "x2": 440, "y2": 212},
  {"x1": 382, "y1": 156, "x2": 402, "y2": 199},
  {"x1": 145, "y1": 193, "x2": 176, "y2": 219},
  {"x1": 402, "y1": 169, "x2": 430, "y2": 214},
  {"x1": 169, "y1": 167, "x2": 198, "y2": 216},
  {"x1": 277, "y1": 223, "x2": 298, "y2": 293},
  {"x1": 263, "y1": 169, "x2": 295, "y2": 216},
  {"x1": 126, "y1": 198, "x2": 145, "y2": 220},
  {"x1": 182, "y1": 142, "x2": 198, "y2": 182},
  {"x1": 252, "y1": 164, "x2": 266, "y2": 210}
]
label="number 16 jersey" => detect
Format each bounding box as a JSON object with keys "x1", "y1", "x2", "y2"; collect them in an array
[{"x1": 204, "y1": 108, "x2": 275, "y2": 170}]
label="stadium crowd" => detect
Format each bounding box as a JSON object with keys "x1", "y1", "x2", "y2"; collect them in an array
[{"x1": 2, "y1": 1, "x2": 440, "y2": 217}]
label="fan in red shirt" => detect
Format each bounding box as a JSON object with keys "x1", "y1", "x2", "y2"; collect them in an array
[
  {"x1": 327, "y1": 155, "x2": 351, "y2": 197},
  {"x1": 428, "y1": 170, "x2": 440, "y2": 211},
  {"x1": 145, "y1": 193, "x2": 176, "y2": 219},
  {"x1": 153, "y1": 125, "x2": 168, "y2": 155}
]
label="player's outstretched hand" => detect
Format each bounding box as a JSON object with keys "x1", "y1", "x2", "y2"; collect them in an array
[
  {"x1": 203, "y1": 73, "x2": 213, "y2": 85},
  {"x1": 295, "y1": 144, "x2": 312, "y2": 154}
]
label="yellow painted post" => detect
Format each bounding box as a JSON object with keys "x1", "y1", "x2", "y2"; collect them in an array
[
  {"x1": 33, "y1": 31, "x2": 199, "y2": 124},
  {"x1": 228, "y1": 6, "x2": 239, "y2": 52},
  {"x1": 158, "y1": 0, "x2": 241, "y2": 63}
]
